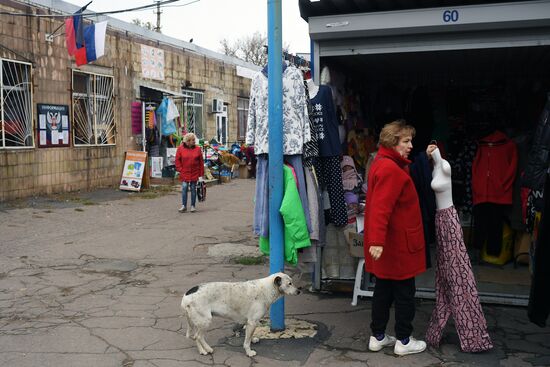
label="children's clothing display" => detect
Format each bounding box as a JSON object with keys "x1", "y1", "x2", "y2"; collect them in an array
[{"x1": 425, "y1": 149, "x2": 492, "y2": 352}]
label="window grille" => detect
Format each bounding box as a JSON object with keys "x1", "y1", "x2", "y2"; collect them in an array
[
  {"x1": 237, "y1": 97, "x2": 249, "y2": 141},
  {"x1": 182, "y1": 89, "x2": 204, "y2": 139},
  {"x1": 0, "y1": 59, "x2": 33, "y2": 148},
  {"x1": 72, "y1": 71, "x2": 115, "y2": 146}
]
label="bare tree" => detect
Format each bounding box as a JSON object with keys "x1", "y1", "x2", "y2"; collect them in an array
[
  {"x1": 220, "y1": 32, "x2": 290, "y2": 67},
  {"x1": 132, "y1": 18, "x2": 155, "y2": 31}
]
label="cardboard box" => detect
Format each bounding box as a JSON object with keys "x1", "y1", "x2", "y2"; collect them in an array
[{"x1": 347, "y1": 231, "x2": 365, "y2": 258}]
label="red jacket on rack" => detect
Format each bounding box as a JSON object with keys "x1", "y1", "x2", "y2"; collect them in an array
[
  {"x1": 363, "y1": 145, "x2": 426, "y2": 280},
  {"x1": 472, "y1": 130, "x2": 518, "y2": 205},
  {"x1": 175, "y1": 144, "x2": 204, "y2": 182}
]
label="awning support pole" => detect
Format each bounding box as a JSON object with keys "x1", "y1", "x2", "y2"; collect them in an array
[{"x1": 267, "y1": 0, "x2": 285, "y2": 332}]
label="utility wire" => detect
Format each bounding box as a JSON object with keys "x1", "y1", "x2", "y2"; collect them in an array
[{"x1": 0, "y1": 0, "x2": 189, "y2": 18}]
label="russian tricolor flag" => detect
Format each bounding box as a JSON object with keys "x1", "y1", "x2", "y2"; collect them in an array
[{"x1": 66, "y1": 13, "x2": 107, "y2": 66}]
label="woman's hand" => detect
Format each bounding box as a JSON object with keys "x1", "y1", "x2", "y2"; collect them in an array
[
  {"x1": 369, "y1": 246, "x2": 383, "y2": 260},
  {"x1": 426, "y1": 144, "x2": 438, "y2": 159}
]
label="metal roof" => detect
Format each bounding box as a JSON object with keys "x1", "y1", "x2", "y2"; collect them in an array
[{"x1": 299, "y1": 0, "x2": 533, "y2": 21}]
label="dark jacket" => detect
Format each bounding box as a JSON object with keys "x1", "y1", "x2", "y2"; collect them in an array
[
  {"x1": 523, "y1": 93, "x2": 550, "y2": 195},
  {"x1": 363, "y1": 145, "x2": 426, "y2": 280}
]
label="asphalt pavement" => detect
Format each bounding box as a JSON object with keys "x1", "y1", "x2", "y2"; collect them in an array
[{"x1": 0, "y1": 179, "x2": 548, "y2": 367}]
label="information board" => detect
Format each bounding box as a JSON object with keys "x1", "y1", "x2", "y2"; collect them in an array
[{"x1": 120, "y1": 151, "x2": 148, "y2": 192}]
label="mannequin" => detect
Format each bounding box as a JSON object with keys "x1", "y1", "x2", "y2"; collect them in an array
[
  {"x1": 320, "y1": 66, "x2": 331, "y2": 85},
  {"x1": 425, "y1": 148, "x2": 493, "y2": 352},
  {"x1": 430, "y1": 148, "x2": 453, "y2": 210},
  {"x1": 306, "y1": 78, "x2": 319, "y2": 99}
]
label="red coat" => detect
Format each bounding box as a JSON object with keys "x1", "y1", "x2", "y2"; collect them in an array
[
  {"x1": 363, "y1": 145, "x2": 426, "y2": 280},
  {"x1": 175, "y1": 144, "x2": 204, "y2": 182},
  {"x1": 472, "y1": 130, "x2": 518, "y2": 205}
]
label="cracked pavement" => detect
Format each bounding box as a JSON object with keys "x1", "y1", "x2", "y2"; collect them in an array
[{"x1": 0, "y1": 180, "x2": 549, "y2": 366}]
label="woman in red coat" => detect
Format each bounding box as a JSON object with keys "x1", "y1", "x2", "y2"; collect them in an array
[
  {"x1": 175, "y1": 133, "x2": 204, "y2": 213},
  {"x1": 364, "y1": 120, "x2": 434, "y2": 356}
]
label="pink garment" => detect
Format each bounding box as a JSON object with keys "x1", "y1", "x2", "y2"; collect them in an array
[{"x1": 426, "y1": 206, "x2": 493, "y2": 353}]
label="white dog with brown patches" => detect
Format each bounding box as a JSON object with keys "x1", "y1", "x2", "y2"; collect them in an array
[{"x1": 180, "y1": 272, "x2": 300, "y2": 357}]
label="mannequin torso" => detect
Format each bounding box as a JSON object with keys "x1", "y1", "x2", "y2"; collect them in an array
[
  {"x1": 431, "y1": 148, "x2": 453, "y2": 210},
  {"x1": 306, "y1": 79, "x2": 319, "y2": 99}
]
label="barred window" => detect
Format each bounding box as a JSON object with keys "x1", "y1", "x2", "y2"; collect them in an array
[
  {"x1": 0, "y1": 59, "x2": 33, "y2": 148},
  {"x1": 182, "y1": 89, "x2": 204, "y2": 139},
  {"x1": 72, "y1": 70, "x2": 115, "y2": 146},
  {"x1": 237, "y1": 97, "x2": 249, "y2": 141}
]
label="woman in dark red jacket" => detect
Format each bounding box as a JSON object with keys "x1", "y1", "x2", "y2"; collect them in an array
[
  {"x1": 175, "y1": 133, "x2": 204, "y2": 213},
  {"x1": 364, "y1": 120, "x2": 434, "y2": 356}
]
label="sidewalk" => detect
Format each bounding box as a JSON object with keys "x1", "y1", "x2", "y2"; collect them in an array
[{"x1": 0, "y1": 180, "x2": 548, "y2": 367}]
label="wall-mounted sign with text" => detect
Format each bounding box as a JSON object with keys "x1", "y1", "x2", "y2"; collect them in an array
[
  {"x1": 37, "y1": 104, "x2": 70, "y2": 147},
  {"x1": 141, "y1": 45, "x2": 165, "y2": 81}
]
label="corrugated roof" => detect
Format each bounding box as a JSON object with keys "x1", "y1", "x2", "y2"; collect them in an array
[{"x1": 299, "y1": 0, "x2": 531, "y2": 21}]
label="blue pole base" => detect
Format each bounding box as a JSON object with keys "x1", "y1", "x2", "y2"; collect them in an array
[{"x1": 270, "y1": 298, "x2": 285, "y2": 331}]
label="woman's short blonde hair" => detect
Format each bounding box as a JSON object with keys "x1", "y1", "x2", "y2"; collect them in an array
[
  {"x1": 378, "y1": 119, "x2": 416, "y2": 148},
  {"x1": 183, "y1": 132, "x2": 197, "y2": 145}
]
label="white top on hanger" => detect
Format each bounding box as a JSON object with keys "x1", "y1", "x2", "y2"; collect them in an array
[
  {"x1": 431, "y1": 148, "x2": 453, "y2": 210},
  {"x1": 306, "y1": 78, "x2": 319, "y2": 99}
]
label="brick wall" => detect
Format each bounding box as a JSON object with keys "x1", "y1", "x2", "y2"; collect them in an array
[{"x1": 0, "y1": 0, "x2": 253, "y2": 201}]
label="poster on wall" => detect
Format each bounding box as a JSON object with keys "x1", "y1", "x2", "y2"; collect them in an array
[
  {"x1": 37, "y1": 104, "x2": 70, "y2": 147},
  {"x1": 141, "y1": 45, "x2": 165, "y2": 81},
  {"x1": 120, "y1": 151, "x2": 148, "y2": 192}
]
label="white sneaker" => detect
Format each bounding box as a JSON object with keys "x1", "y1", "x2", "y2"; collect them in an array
[
  {"x1": 190, "y1": 206, "x2": 196, "y2": 212},
  {"x1": 368, "y1": 335, "x2": 396, "y2": 352},
  {"x1": 394, "y1": 337, "x2": 427, "y2": 356},
  {"x1": 178, "y1": 205, "x2": 186, "y2": 213}
]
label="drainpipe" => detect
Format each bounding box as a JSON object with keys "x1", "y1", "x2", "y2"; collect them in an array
[{"x1": 267, "y1": 0, "x2": 284, "y2": 331}]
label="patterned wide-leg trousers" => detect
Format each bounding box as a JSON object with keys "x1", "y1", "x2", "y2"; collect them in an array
[{"x1": 426, "y1": 206, "x2": 493, "y2": 352}]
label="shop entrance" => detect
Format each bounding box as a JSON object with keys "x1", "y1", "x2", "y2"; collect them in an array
[{"x1": 321, "y1": 45, "x2": 550, "y2": 305}]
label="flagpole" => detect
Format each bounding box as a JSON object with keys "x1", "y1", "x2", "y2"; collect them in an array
[{"x1": 48, "y1": 1, "x2": 93, "y2": 39}]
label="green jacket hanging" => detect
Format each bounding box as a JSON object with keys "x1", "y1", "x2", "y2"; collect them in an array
[{"x1": 259, "y1": 165, "x2": 311, "y2": 265}]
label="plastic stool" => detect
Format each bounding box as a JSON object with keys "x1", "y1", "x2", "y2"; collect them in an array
[{"x1": 351, "y1": 258, "x2": 373, "y2": 306}]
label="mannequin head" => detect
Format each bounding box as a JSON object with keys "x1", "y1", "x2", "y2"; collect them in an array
[{"x1": 320, "y1": 66, "x2": 331, "y2": 85}]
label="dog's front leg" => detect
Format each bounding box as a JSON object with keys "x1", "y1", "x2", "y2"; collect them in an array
[{"x1": 243, "y1": 320, "x2": 258, "y2": 357}]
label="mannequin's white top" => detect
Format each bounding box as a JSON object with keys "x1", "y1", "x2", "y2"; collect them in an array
[
  {"x1": 431, "y1": 148, "x2": 453, "y2": 210},
  {"x1": 306, "y1": 79, "x2": 319, "y2": 99}
]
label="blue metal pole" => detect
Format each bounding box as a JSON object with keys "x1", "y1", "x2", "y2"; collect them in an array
[{"x1": 267, "y1": 0, "x2": 284, "y2": 331}]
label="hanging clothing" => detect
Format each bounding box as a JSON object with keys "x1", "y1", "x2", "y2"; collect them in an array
[
  {"x1": 310, "y1": 85, "x2": 342, "y2": 157},
  {"x1": 304, "y1": 166, "x2": 321, "y2": 241},
  {"x1": 253, "y1": 155, "x2": 311, "y2": 237},
  {"x1": 259, "y1": 165, "x2": 311, "y2": 266},
  {"x1": 426, "y1": 206, "x2": 493, "y2": 352},
  {"x1": 245, "y1": 65, "x2": 310, "y2": 155},
  {"x1": 473, "y1": 203, "x2": 507, "y2": 255},
  {"x1": 410, "y1": 152, "x2": 436, "y2": 269},
  {"x1": 528, "y1": 170, "x2": 550, "y2": 327},
  {"x1": 314, "y1": 156, "x2": 348, "y2": 227},
  {"x1": 157, "y1": 97, "x2": 178, "y2": 136},
  {"x1": 363, "y1": 145, "x2": 426, "y2": 280},
  {"x1": 303, "y1": 80, "x2": 320, "y2": 168},
  {"x1": 523, "y1": 93, "x2": 550, "y2": 207},
  {"x1": 472, "y1": 130, "x2": 518, "y2": 205}
]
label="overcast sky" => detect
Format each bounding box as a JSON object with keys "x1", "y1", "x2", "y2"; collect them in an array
[{"x1": 65, "y1": 0, "x2": 311, "y2": 54}]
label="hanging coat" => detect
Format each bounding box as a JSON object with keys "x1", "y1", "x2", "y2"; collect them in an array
[
  {"x1": 472, "y1": 130, "x2": 518, "y2": 205},
  {"x1": 259, "y1": 165, "x2": 311, "y2": 265}
]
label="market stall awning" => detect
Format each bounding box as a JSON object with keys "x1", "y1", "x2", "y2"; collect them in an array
[{"x1": 139, "y1": 85, "x2": 192, "y2": 98}]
